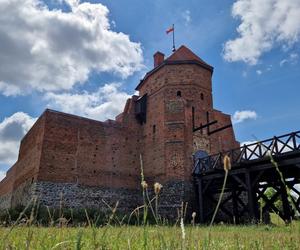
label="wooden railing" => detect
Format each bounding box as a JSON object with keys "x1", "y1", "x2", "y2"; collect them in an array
[{"x1": 193, "y1": 130, "x2": 300, "y2": 174}]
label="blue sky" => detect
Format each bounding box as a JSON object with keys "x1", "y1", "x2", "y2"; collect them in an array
[{"x1": 0, "y1": 0, "x2": 300, "y2": 178}]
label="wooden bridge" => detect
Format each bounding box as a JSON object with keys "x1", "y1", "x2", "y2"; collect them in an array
[{"x1": 193, "y1": 130, "x2": 300, "y2": 224}]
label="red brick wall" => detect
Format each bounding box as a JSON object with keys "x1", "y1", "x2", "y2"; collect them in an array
[
  {"x1": 0, "y1": 115, "x2": 45, "y2": 198},
  {"x1": 37, "y1": 110, "x2": 142, "y2": 189},
  {"x1": 0, "y1": 166, "x2": 15, "y2": 196},
  {"x1": 210, "y1": 110, "x2": 240, "y2": 154}
]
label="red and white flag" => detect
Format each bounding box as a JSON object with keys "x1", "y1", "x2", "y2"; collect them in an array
[{"x1": 166, "y1": 25, "x2": 174, "y2": 34}]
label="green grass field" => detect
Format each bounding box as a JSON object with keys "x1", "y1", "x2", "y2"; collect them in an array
[
  {"x1": 1, "y1": 219, "x2": 299, "y2": 249},
  {"x1": 1, "y1": 155, "x2": 299, "y2": 249}
]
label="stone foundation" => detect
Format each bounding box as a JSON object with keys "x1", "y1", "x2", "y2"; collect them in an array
[
  {"x1": 34, "y1": 181, "x2": 142, "y2": 213},
  {"x1": 1, "y1": 180, "x2": 197, "y2": 221},
  {"x1": 0, "y1": 193, "x2": 12, "y2": 210},
  {"x1": 0, "y1": 180, "x2": 35, "y2": 210},
  {"x1": 156, "y1": 180, "x2": 196, "y2": 220}
]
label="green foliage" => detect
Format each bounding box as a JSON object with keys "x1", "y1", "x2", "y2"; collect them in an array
[
  {"x1": 0, "y1": 223, "x2": 299, "y2": 249},
  {"x1": 259, "y1": 187, "x2": 298, "y2": 216},
  {"x1": 0, "y1": 205, "x2": 151, "y2": 227}
]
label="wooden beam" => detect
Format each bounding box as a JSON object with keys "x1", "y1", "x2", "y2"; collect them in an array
[
  {"x1": 193, "y1": 120, "x2": 217, "y2": 132},
  {"x1": 208, "y1": 124, "x2": 233, "y2": 136},
  {"x1": 207, "y1": 192, "x2": 233, "y2": 218},
  {"x1": 232, "y1": 175, "x2": 248, "y2": 190},
  {"x1": 203, "y1": 179, "x2": 213, "y2": 194},
  {"x1": 245, "y1": 171, "x2": 258, "y2": 222},
  {"x1": 197, "y1": 179, "x2": 204, "y2": 223},
  {"x1": 280, "y1": 182, "x2": 292, "y2": 223},
  {"x1": 232, "y1": 183, "x2": 239, "y2": 224},
  {"x1": 252, "y1": 170, "x2": 265, "y2": 188}
]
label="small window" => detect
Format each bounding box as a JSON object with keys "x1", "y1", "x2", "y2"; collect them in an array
[
  {"x1": 153, "y1": 125, "x2": 156, "y2": 133},
  {"x1": 200, "y1": 93, "x2": 204, "y2": 100},
  {"x1": 177, "y1": 91, "x2": 181, "y2": 97}
]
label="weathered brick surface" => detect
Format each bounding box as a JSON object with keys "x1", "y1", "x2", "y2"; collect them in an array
[
  {"x1": 0, "y1": 45, "x2": 239, "y2": 217},
  {"x1": 37, "y1": 110, "x2": 141, "y2": 189},
  {"x1": 0, "y1": 115, "x2": 45, "y2": 209}
]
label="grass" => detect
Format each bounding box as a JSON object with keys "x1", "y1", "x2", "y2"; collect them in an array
[
  {"x1": 0, "y1": 221, "x2": 299, "y2": 249},
  {"x1": 1, "y1": 154, "x2": 299, "y2": 249}
]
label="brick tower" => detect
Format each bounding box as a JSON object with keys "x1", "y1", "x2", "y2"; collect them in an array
[{"x1": 136, "y1": 45, "x2": 239, "y2": 215}]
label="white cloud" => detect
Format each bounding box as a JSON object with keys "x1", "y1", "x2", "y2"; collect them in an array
[
  {"x1": 241, "y1": 141, "x2": 256, "y2": 146},
  {"x1": 256, "y1": 70, "x2": 262, "y2": 75},
  {"x1": 0, "y1": 112, "x2": 37, "y2": 166},
  {"x1": 223, "y1": 0, "x2": 300, "y2": 64},
  {"x1": 232, "y1": 110, "x2": 257, "y2": 124},
  {"x1": 182, "y1": 10, "x2": 191, "y2": 25},
  {"x1": 280, "y1": 52, "x2": 299, "y2": 66},
  {"x1": 44, "y1": 83, "x2": 131, "y2": 121},
  {"x1": 0, "y1": 0, "x2": 143, "y2": 96},
  {"x1": 0, "y1": 170, "x2": 5, "y2": 181}
]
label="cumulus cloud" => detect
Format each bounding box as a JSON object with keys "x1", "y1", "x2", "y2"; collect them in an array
[
  {"x1": 223, "y1": 0, "x2": 300, "y2": 64},
  {"x1": 45, "y1": 83, "x2": 131, "y2": 121},
  {"x1": 280, "y1": 52, "x2": 299, "y2": 66},
  {"x1": 0, "y1": 0, "x2": 143, "y2": 96},
  {"x1": 0, "y1": 112, "x2": 36, "y2": 166},
  {"x1": 0, "y1": 170, "x2": 5, "y2": 181},
  {"x1": 232, "y1": 110, "x2": 257, "y2": 124}
]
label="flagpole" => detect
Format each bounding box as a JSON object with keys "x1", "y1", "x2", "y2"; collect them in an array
[{"x1": 172, "y1": 24, "x2": 176, "y2": 52}]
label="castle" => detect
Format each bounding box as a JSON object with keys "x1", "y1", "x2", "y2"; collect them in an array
[{"x1": 0, "y1": 45, "x2": 239, "y2": 216}]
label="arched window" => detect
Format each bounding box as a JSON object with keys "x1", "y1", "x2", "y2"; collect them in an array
[
  {"x1": 177, "y1": 91, "x2": 182, "y2": 97},
  {"x1": 200, "y1": 93, "x2": 204, "y2": 100}
]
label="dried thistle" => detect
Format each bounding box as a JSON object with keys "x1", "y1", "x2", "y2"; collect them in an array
[
  {"x1": 154, "y1": 182, "x2": 163, "y2": 195},
  {"x1": 141, "y1": 180, "x2": 148, "y2": 189},
  {"x1": 210, "y1": 155, "x2": 231, "y2": 227},
  {"x1": 223, "y1": 155, "x2": 231, "y2": 172}
]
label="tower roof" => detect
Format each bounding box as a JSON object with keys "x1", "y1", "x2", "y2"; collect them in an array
[
  {"x1": 136, "y1": 45, "x2": 213, "y2": 90},
  {"x1": 166, "y1": 45, "x2": 211, "y2": 67}
]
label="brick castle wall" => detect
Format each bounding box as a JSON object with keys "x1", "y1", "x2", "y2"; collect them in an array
[{"x1": 0, "y1": 46, "x2": 239, "y2": 218}]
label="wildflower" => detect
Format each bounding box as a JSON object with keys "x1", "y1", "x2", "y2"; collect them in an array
[
  {"x1": 223, "y1": 155, "x2": 231, "y2": 172},
  {"x1": 180, "y1": 217, "x2": 186, "y2": 240},
  {"x1": 141, "y1": 180, "x2": 148, "y2": 189},
  {"x1": 191, "y1": 212, "x2": 196, "y2": 226},
  {"x1": 192, "y1": 212, "x2": 196, "y2": 219},
  {"x1": 154, "y1": 182, "x2": 163, "y2": 195}
]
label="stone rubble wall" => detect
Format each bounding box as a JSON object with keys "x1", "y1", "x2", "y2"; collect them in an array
[
  {"x1": 33, "y1": 181, "x2": 143, "y2": 213},
  {"x1": 0, "y1": 193, "x2": 12, "y2": 210}
]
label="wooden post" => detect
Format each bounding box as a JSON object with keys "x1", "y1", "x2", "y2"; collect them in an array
[
  {"x1": 245, "y1": 170, "x2": 256, "y2": 222},
  {"x1": 280, "y1": 182, "x2": 292, "y2": 223},
  {"x1": 197, "y1": 178, "x2": 204, "y2": 223},
  {"x1": 232, "y1": 182, "x2": 239, "y2": 224}
]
